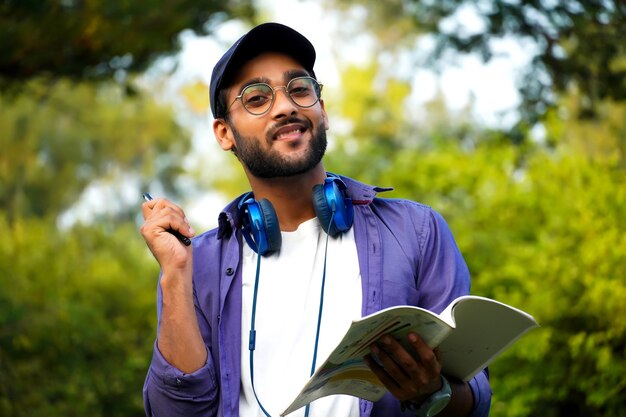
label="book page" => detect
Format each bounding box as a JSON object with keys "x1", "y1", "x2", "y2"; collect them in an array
[
  {"x1": 282, "y1": 306, "x2": 454, "y2": 415},
  {"x1": 283, "y1": 296, "x2": 538, "y2": 415},
  {"x1": 438, "y1": 296, "x2": 539, "y2": 380}
]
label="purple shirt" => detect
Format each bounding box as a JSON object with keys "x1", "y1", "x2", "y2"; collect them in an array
[{"x1": 143, "y1": 175, "x2": 491, "y2": 417}]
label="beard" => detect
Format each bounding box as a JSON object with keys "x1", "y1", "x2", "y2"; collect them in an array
[{"x1": 229, "y1": 118, "x2": 328, "y2": 178}]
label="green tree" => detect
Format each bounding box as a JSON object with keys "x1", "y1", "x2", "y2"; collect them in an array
[
  {"x1": 0, "y1": 76, "x2": 192, "y2": 415},
  {"x1": 0, "y1": 0, "x2": 254, "y2": 85},
  {"x1": 326, "y1": 58, "x2": 626, "y2": 415},
  {"x1": 0, "y1": 79, "x2": 189, "y2": 223},
  {"x1": 0, "y1": 216, "x2": 160, "y2": 417},
  {"x1": 324, "y1": 62, "x2": 413, "y2": 181},
  {"x1": 0, "y1": 1, "x2": 259, "y2": 414},
  {"x1": 329, "y1": 0, "x2": 626, "y2": 124}
]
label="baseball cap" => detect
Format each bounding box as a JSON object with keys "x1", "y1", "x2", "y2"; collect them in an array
[{"x1": 209, "y1": 22, "x2": 317, "y2": 118}]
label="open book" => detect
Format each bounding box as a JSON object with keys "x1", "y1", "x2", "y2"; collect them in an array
[{"x1": 281, "y1": 295, "x2": 538, "y2": 416}]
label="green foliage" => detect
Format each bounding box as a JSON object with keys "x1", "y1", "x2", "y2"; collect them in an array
[
  {"x1": 0, "y1": 215, "x2": 159, "y2": 417},
  {"x1": 327, "y1": 72, "x2": 626, "y2": 414},
  {"x1": 329, "y1": 0, "x2": 626, "y2": 123},
  {"x1": 0, "y1": 78, "x2": 190, "y2": 221},
  {"x1": 0, "y1": 64, "x2": 196, "y2": 417},
  {"x1": 0, "y1": 0, "x2": 260, "y2": 415},
  {"x1": 325, "y1": 63, "x2": 411, "y2": 180},
  {"x1": 0, "y1": 0, "x2": 255, "y2": 85}
]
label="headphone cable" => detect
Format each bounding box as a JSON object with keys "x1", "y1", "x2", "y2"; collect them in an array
[{"x1": 249, "y1": 208, "x2": 335, "y2": 417}]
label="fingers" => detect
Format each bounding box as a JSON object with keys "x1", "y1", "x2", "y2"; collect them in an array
[
  {"x1": 365, "y1": 333, "x2": 442, "y2": 402},
  {"x1": 407, "y1": 333, "x2": 440, "y2": 373},
  {"x1": 140, "y1": 197, "x2": 195, "y2": 271},
  {"x1": 142, "y1": 198, "x2": 185, "y2": 223},
  {"x1": 141, "y1": 198, "x2": 195, "y2": 238},
  {"x1": 371, "y1": 337, "x2": 414, "y2": 388}
]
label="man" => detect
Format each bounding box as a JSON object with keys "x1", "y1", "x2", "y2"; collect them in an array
[{"x1": 140, "y1": 22, "x2": 491, "y2": 417}]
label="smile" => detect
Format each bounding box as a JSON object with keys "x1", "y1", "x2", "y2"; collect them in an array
[
  {"x1": 276, "y1": 128, "x2": 303, "y2": 140},
  {"x1": 273, "y1": 123, "x2": 308, "y2": 141}
]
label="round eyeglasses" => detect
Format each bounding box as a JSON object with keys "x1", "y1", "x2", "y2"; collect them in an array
[{"x1": 227, "y1": 76, "x2": 323, "y2": 116}]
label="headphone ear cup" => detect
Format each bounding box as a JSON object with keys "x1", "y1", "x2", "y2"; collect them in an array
[
  {"x1": 239, "y1": 196, "x2": 282, "y2": 256},
  {"x1": 257, "y1": 198, "x2": 282, "y2": 255},
  {"x1": 312, "y1": 178, "x2": 354, "y2": 236},
  {"x1": 312, "y1": 183, "x2": 334, "y2": 235}
]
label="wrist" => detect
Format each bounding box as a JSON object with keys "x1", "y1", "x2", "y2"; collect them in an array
[
  {"x1": 403, "y1": 375, "x2": 443, "y2": 406},
  {"x1": 160, "y1": 265, "x2": 193, "y2": 286},
  {"x1": 401, "y1": 375, "x2": 452, "y2": 417}
]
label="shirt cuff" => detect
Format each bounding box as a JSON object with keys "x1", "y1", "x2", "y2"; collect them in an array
[
  {"x1": 147, "y1": 341, "x2": 218, "y2": 399},
  {"x1": 467, "y1": 369, "x2": 492, "y2": 417}
]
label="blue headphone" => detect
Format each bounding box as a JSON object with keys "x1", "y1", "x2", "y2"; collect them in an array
[{"x1": 238, "y1": 176, "x2": 354, "y2": 256}]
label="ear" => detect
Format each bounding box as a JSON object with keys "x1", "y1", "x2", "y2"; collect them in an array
[
  {"x1": 213, "y1": 118, "x2": 236, "y2": 152},
  {"x1": 320, "y1": 99, "x2": 330, "y2": 130}
]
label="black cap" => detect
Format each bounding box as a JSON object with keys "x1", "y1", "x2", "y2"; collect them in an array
[{"x1": 209, "y1": 22, "x2": 317, "y2": 118}]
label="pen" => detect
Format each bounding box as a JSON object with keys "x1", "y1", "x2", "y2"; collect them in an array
[{"x1": 142, "y1": 192, "x2": 192, "y2": 246}]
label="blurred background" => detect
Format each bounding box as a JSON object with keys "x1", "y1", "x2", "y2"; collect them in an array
[{"x1": 1, "y1": 0, "x2": 624, "y2": 416}]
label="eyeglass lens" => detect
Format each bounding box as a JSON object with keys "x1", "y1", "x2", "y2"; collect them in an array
[{"x1": 240, "y1": 77, "x2": 321, "y2": 115}]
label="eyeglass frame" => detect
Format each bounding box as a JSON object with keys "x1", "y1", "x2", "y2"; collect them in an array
[{"x1": 225, "y1": 76, "x2": 324, "y2": 116}]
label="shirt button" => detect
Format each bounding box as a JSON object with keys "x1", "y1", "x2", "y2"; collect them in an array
[{"x1": 226, "y1": 267, "x2": 234, "y2": 276}]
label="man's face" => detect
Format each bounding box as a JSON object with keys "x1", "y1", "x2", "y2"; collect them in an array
[{"x1": 217, "y1": 52, "x2": 329, "y2": 178}]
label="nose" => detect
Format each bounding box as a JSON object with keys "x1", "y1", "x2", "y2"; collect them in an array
[{"x1": 270, "y1": 86, "x2": 298, "y2": 118}]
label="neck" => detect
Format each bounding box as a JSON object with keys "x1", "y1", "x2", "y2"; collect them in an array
[{"x1": 246, "y1": 165, "x2": 327, "y2": 232}]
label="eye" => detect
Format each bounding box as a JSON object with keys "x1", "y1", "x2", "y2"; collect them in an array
[
  {"x1": 288, "y1": 79, "x2": 315, "y2": 97},
  {"x1": 242, "y1": 84, "x2": 272, "y2": 108}
]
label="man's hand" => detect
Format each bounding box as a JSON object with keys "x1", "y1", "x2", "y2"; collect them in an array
[
  {"x1": 140, "y1": 197, "x2": 195, "y2": 273},
  {"x1": 364, "y1": 332, "x2": 443, "y2": 404}
]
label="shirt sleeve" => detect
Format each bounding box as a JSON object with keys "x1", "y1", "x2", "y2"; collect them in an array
[
  {"x1": 143, "y1": 341, "x2": 219, "y2": 417},
  {"x1": 416, "y1": 208, "x2": 471, "y2": 313},
  {"x1": 468, "y1": 368, "x2": 492, "y2": 417},
  {"x1": 419, "y1": 208, "x2": 492, "y2": 416}
]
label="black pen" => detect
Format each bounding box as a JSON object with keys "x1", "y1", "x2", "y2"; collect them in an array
[{"x1": 142, "y1": 192, "x2": 192, "y2": 246}]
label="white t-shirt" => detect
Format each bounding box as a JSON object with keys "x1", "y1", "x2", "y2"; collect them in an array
[{"x1": 240, "y1": 217, "x2": 362, "y2": 417}]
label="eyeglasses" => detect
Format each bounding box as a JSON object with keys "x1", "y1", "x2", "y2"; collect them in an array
[{"x1": 227, "y1": 76, "x2": 323, "y2": 116}]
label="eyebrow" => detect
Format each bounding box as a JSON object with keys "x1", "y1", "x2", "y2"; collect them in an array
[
  {"x1": 238, "y1": 69, "x2": 313, "y2": 92},
  {"x1": 239, "y1": 76, "x2": 272, "y2": 92},
  {"x1": 284, "y1": 69, "x2": 311, "y2": 81}
]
